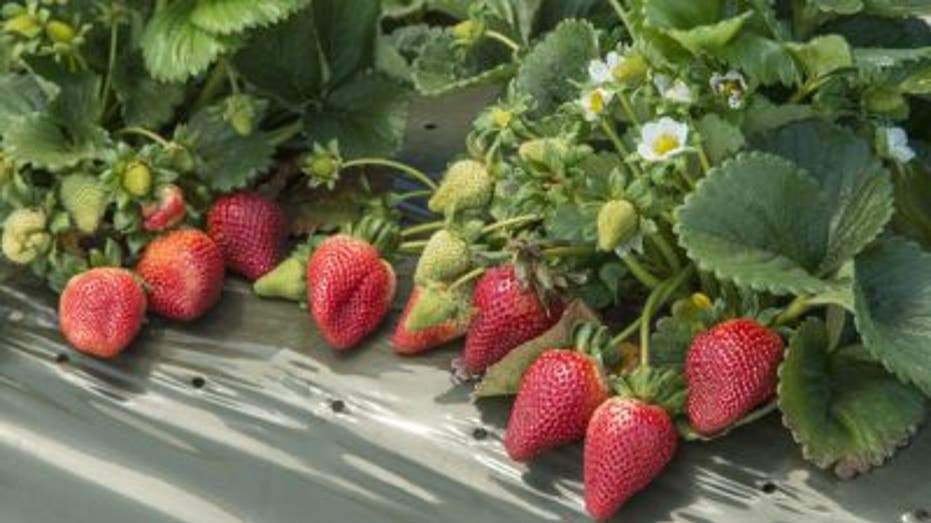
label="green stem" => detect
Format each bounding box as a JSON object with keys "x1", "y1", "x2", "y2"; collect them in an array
[
  {"x1": 696, "y1": 146, "x2": 711, "y2": 177},
  {"x1": 775, "y1": 295, "x2": 812, "y2": 326},
  {"x1": 267, "y1": 119, "x2": 304, "y2": 147},
  {"x1": 649, "y1": 231, "x2": 682, "y2": 273},
  {"x1": 401, "y1": 220, "x2": 445, "y2": 237},
  {"x1": 341, "y1": 158, "x2": 438, "y2": 191},
  {"x1": 485, "y1": 30, "x2": 520, "y2": 53},
  {"x1": 611, "y1": 315, "x2": 643, "y2": 347},
  {"x1": 116, "y1": 127, "x2": 171, "y2": 148},
  {"x1": 542, "y1": 245, "x2": 597, "y2": 259},
  {"x1": 607, "y1": 0, "x2": 638, "y2": 42},
  {"x1": 622, "y1": 254, "x2": 660, "y2": 289},
  {"x1": 640, "y1": 265, "x2": 695, "y2": 368},
  {"x1": 192, "y1": 59, "x2": 229, "y2": 113},
  {"x1": 398, "y1": 240, "x2": 428, "y2": 254},
  {"x1": 449, "y1": 267, "x2": 486, "y2": 292},
  {"x1": 99, "y1": 17, "x2": 119, "y2": 123},
  {"x1": 618, "y1": 91, "x2": 640, "y2": 127},
  {"x1": 481, "y1": 214, "x2": 542, "y2": 235},
  {"x1": 391, "y1": 189, "x2": 433, "y2": 203},
  {"x1": 601, "y1": 120, "x2": 643, "y2": 179}
]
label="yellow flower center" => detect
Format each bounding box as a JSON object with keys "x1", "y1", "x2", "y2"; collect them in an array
[
  {"x1": 589, "y1": 91, "x2": 605, "y2": 113},
  {"x1": 491, "y1": 108, "x2": 513, "y2": 128},
  {"x1": 652, "y1": 133, "x2": 680, "y2": 156}
]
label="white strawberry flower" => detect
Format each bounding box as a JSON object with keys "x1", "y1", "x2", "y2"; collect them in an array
[
  {"x1": 588, "y1": 51, "x2": 622, "y2": 86},
  {"x1": 653, "y1": 74, "x2": 693, "y2": 105},
  {"x1": 579, "y1": 87, "x2": 614, "y2": 122},
  {"x1": 637, "y1": 117, "x2": 689, "y2": 162},
  {"x1": 711, "y1": 71, "x2": 748, "y2": 109},
  {"x1": 885, "y1": 126, "x2": 916, "y2": 163}
]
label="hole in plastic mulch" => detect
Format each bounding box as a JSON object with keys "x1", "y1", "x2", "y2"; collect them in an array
[
  {"x1": 330, "y1": 399, "x2": 346, "y2": 413},
  {"x1": 760, "y1": 481, "x2": 778, "y2": 494},
  {"x1": 423, "y1": 122, "x2": 438, "y2": 131},
  {"x1": 913, "y1": 509, "x2": 931, "y2": 522},
  {"x1": 472, "y1": 427, "x2": 488, "y2": 440},
  {"x1": 190, "y1": 376, "x2": 206, "y2": 389},
  {"x1": 54, "y1": 353, "x2": 69, "y2": 364}
]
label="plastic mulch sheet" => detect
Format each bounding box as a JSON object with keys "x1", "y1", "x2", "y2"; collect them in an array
[{"x1": 1, "y1": 88, "x2": 929, "y2": 523}]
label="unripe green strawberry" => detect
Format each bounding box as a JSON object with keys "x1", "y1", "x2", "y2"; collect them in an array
[
  {"x1": 45, "y1": 20, "x2": 76, "y2": 44},
  {"x1": 254, "y1": 254, "x2": 306, "y2": 302},
  {"x1": 597, "y1": 199, "x2": 638, "y2": 252},
  {"x1": 1, "y1": 208, "x2": 50, "y2": 264},
  {"x1": 122, "y1": 161, "x2": 152, "y2": 196},
  {"x1": 4, "y1": 13, "x2": 41, "y2": 38},
  {"x1": 518, "y1": 138, "x2": 568, "y2": 166},
  {"x1": 613, "y1": 51, "x2": 648, "y2": 85},
  {"x1": 224, "y1": 94, "x2": 258, "y2": 136},
  {"x1": 428, "y1": 160, "x2": 493, "y2": 215},
  {"x1": 414, "y1": 229, "x2": 470, "y2": 285},
  {"x1": 404, "y1": 283, "x2": 473, "y2": 333},
  {"x1": 60, "y1": 174, "x2": 109, "y2": 235}
]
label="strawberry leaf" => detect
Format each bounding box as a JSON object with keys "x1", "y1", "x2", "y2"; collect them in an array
[
  {"x1": 666, "y1": 11, "x2": 752, "y2": 55},
  {"x1": 141, "y1": 0, "x2": 232, "y2": 82},
  {"x1": 853, "y1": 236, "x2": 931, "y2": 397},
  {"x1": 514, "y1": 19, "x2": 599, "y2": 117},
  {"x1": 313, "y1": 0, "x2": 381, "y2": 86},
  {"x1": 411, "y1": 28, "x2": 515, "y2": 96},
  {"x1": 778, "y1": 318, "x2": 926, "y2": 478},
  {"x1": 474, "y1": 300, "x2": 600, "y2": 398},
  {"x1": 3, "y1": 114, "x2": 107, "y2": 171},
  {"x1": 718, "y1": 34, "x2": 801, "y2": 86},
  {"x1": 0, "y1": 74, "x2": 53, "y2": 128},
  {"x1": 112, "y1": 53, "x2": 186, "y2": 128},
  {"x1": 696, "y1": 114, "x2": 745, "y2": 164},
  {"x1": 189, "y1": 0, "x2": 311, "y2": 35},
  {"x1": 303, "y1": 72, "x2": 410, "y2": 158}
]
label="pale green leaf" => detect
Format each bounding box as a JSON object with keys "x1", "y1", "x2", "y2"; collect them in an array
[
  {"x1": 190, "y1": 0, "x2": 311, "y2": 34},
  {"x1": 854, "y1": 237, "x2": 931, "y2": 397},
  {"x1": 3, "y1": 114, "x2": 107, "y2": 171},
  {"x1": 303, "y1": 72, "x2": 410, "y2": 158},
  {"x1": 141, "y1": 0, "x2": 230, "y2": 82},
  {"x1": 787, "y1": 35, "x2": 853, "y2": 79},
  {"x1": 813, "y1": 0, "x2": 865, "y2": 14},
  {"x1": 667, "y1": 11, "x2": 752, "y2": 54},
  {"x1": 514, "y1": 19, "x2": 599, "y2": 117},
  {"x1": 0, "y1": 74, "x2": 53, "y2": 128},
  {"x1": 643, "y1": 0, "x2": 724, "y2": 29},
  {"x1": 411, "y1": 28, "x2": 514, "y2": 96},
  {"x1": 718, "y1": 33, "x2": 801, "y2": 86},
  {"x1": 696, "y1": 113, "x2": 745, "y2": 164},
  {"x1": 778, "y1": 319, "x2": 925, "y2": 477}
]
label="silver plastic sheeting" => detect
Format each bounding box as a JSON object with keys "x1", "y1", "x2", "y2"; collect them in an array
[{"x1": 1, "y1": 89, "x2": 929, "y2": 523}]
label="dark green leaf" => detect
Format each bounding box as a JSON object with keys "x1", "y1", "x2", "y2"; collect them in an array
[
  {"x1": 718, "y1": 33, "x2": 800, "y2": 86},
  {"x1": 853, "y1": 237, "x2": 931, "y2": 397},
  {"x1": 142, "y1": 0, "x2": 231, "y2": 82},
  {"x1": 697, "y1": 114, "x2": 745, "y2": 164},
  {"x1": 0, "y1": 74, "x2": 52, "y2": 128},
  {"x1": 313, "y1": 0, "x2": 380, "y2": 86},
  {"x1": 112, "y1": 53, "x2": 186, "y2": 128},
  {"x1": 778, "y1": 318, "x2": 925, "y2": 477}
]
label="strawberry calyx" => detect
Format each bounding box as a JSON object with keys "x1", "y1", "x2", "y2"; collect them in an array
[
  {"x1": 611, "y1": 367, "x2": 686, "y2": 418},
  {"x1": 343, "y1": 215, "x2": 401, "y2": 256}
]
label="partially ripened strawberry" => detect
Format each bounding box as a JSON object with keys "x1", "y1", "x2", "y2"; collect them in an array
[
  {"x1": 142, "y1": 184, "x2": 186, "y2": 232},
  {"x1": 207, "y1": 191, "x2": 287, "y2": 281},
  {"x1": 136, "y1": 229, "x2": 225, "y2": 321},
  {"x1": 462, "y1": 265, "x2": 563, "y2": 373},
  {"x1": 685, "y1": 318, "x2": 784, "y2": 435},
  {"x1": 307, "y1": 234, "x2": 396, "y2": 350},
  {"x1": 584, "y1": 397, "x2": 678, "y2": 521},
  {"x1": 504, "y1": 349, "x2": 609, "y2": 461},
  {"x1": 59, "y1": 268, "x2": 146, "y2": 358},
  {"x1": 413, "y1": 229, "x2": 470, "y2": 285},
  {"x1": 392, "y1": 286, "x2": 472, "y2": 355}
]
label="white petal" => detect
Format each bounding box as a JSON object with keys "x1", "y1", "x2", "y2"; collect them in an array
[
  {"x1": 588, "y1": 60, "x2": 611, "y2": 85},
  {"x1": 637, "y1": 142, "x2": 659, "y2": 162},
  {"x1": 605, "y1": 51, "x2": 622, "y2": 69}
]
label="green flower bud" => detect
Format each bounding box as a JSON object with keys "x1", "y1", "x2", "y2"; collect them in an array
[
  {"x1": 122, "y1": 161, "x2": 152, "y2": 197},
  {"x1": 60, "y1": 174, "x2": 110, "y2": 234},
  {"x1": 45, "y1": 20, "x2": 75, "y2": 44},
  {"x1": 428, "y1": 159, "x2": 493, "y2": 215},
  {"x1": 612, "y1": 51, "x2": 648, "y2": 85},
  {"x1": 224, "y1": 94, "x2": 257, "y2": 136},
  {"x1": 165, "y1": 143, "x2": 196, "y2": 173},
  {"x1": 2, "y1": 208, "x2": 51, "y2": 264},
  {"x1": 597, "y1": 199, "x2": 638, "y2": 252},
  {"x1": 414, "y1": 229, "x2": 471, "y2": 285},
  {"x1": 491, "y1": 108, "x2": 513, "y2": 129},
  {"x1": 452, "y1": 20, "x2": 482, "y2": 44},
  {"x1": 517, "y1": 138, "x2": 569, "y2": 167},
  {"x1": 4, "y1": 13, "x2": 41, "y2": 39}
]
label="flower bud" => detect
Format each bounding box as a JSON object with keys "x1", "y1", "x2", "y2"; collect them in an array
[
  {"x1": 45, "y1": 20, "x2": 76, "y2": 44},
  {"x1": 2, "y1": 208, "x2": 51, "y2": 264},
  {"x1": 597, "y1": 200, "x2": 638, "y2": 252}
]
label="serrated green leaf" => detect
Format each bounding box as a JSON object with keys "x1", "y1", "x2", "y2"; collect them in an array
[
  {"x1": 514, "y1": 19, "x2": 599, "y2": 117},
  {"x1": 485, "y1": 0, "x2": 542, "y2": 44},
  {"x1": 112, "y1": 53, "x2": 186, "y2": 128},
  {"x1": 233, "y1": 7, "x2": 323, "y2": 106},
  {"x1": 303, "y1": 72, "x2": 410, "y2": 158},
  {"x1": 474, "y1": 300, "x2": 600, "y2": 398},
  {"x1": 180, "y1": 104, "x2": 274, "y2": 192},
  {"x1": 190, "y1": 0, "x2": 311, "y2": 34},
  {"x1": 0, "y1": 74, "x2": 53, "y2": 128},
  {"x1": 854, "y1": 237, "x2": 931, "y2": 397},
  {"x1": 643, "y1": 0, "x2": 724, "y2": 29},
  {"x1": 651, "y1": 296, "x2": 722, "y2": 370},
  {"x1": 666, "y1": 11, "x2": 752, "y2": 55},
  {"x1": 535, "y1": 0, "x2": 604, "y2": 33},
  {"x1": 718, "y1": 33, "x2": 801, "y2": 86},
  {"x1": 411, "y1": 28, "x2": 514, "y2": 96},
  {"x1": 753, "y1": 120, "x2": 894, "y2": 273},
  {"x1": 314, "y1": 0, "x2": 380, "y2": 86},
  {"x1": 676, "y1": 152, "x2": 834, "y2": 295},
  {"x1": 778, "y1": 318, "x2": 925, "y2": 477},
  {"x1": 787, "y1": 35, "x2": 853, "y2": 79},
  {"x1": 141, "y1": 0, "x2": 231, "y2": 82},
  {"x1": 813, "y1": 0, "x2": 865, "y2": 14},
  {"x1": 696, "y1": 114, "x2": 745, "y2": 164},
  {"x1": 3, "y1": 114, "x2": 107, "y2": 171},
  {"x1": 892, "y1": 160, "x2": 931, "y2": 248},
  {"x1": 854, "y1": 46, "x2": 931, "y2": 90},
  {"x1": 741, "y1": 97, "x2": 815, "y2": 135},
  {"x1": 545, "y1": 203, "x2": 597, "y2": 244}
]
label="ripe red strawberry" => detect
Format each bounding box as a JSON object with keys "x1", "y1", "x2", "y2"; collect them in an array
[
  {"x1": 207, "y1": 191, "x2": 287, "y2": 281},
  {"x1": 136, "y1": 229, "x2": 225, "y2": 321},
  {"x1": 307, "y1": 234, "x2": 396, "y2": 350},
  {"x1": 462, "y1": 265, "x2": 563, "y2": 373},
  {"x1": 59, "y1": 268, "x2": 146, "y2": 358},
  {"x1": 392, "y1": 286, "x2": 471, "y2": 355},
  {"x1": 685, "y1": 318, "x2": 784, "y2": 435},
  {"x1": 504, "y1": 349, "x2": 609, "y2": 461},
  {"x1": 142, "y1": 184, "x2": 185, "y2": 232},
  {"x1": 584, "y1": 397, "x2": 678, "y2": 521}
]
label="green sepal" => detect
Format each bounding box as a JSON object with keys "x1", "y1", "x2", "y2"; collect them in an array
[
  {"x1": 253, "y1": 243, "x2": 312, "y2": 302},
  {"x1": 343, "y1": 215, "x2": 401, "y2": 256},
  {"x1": 611, "y1": 366, "x2": 686, "y2": 417}
]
